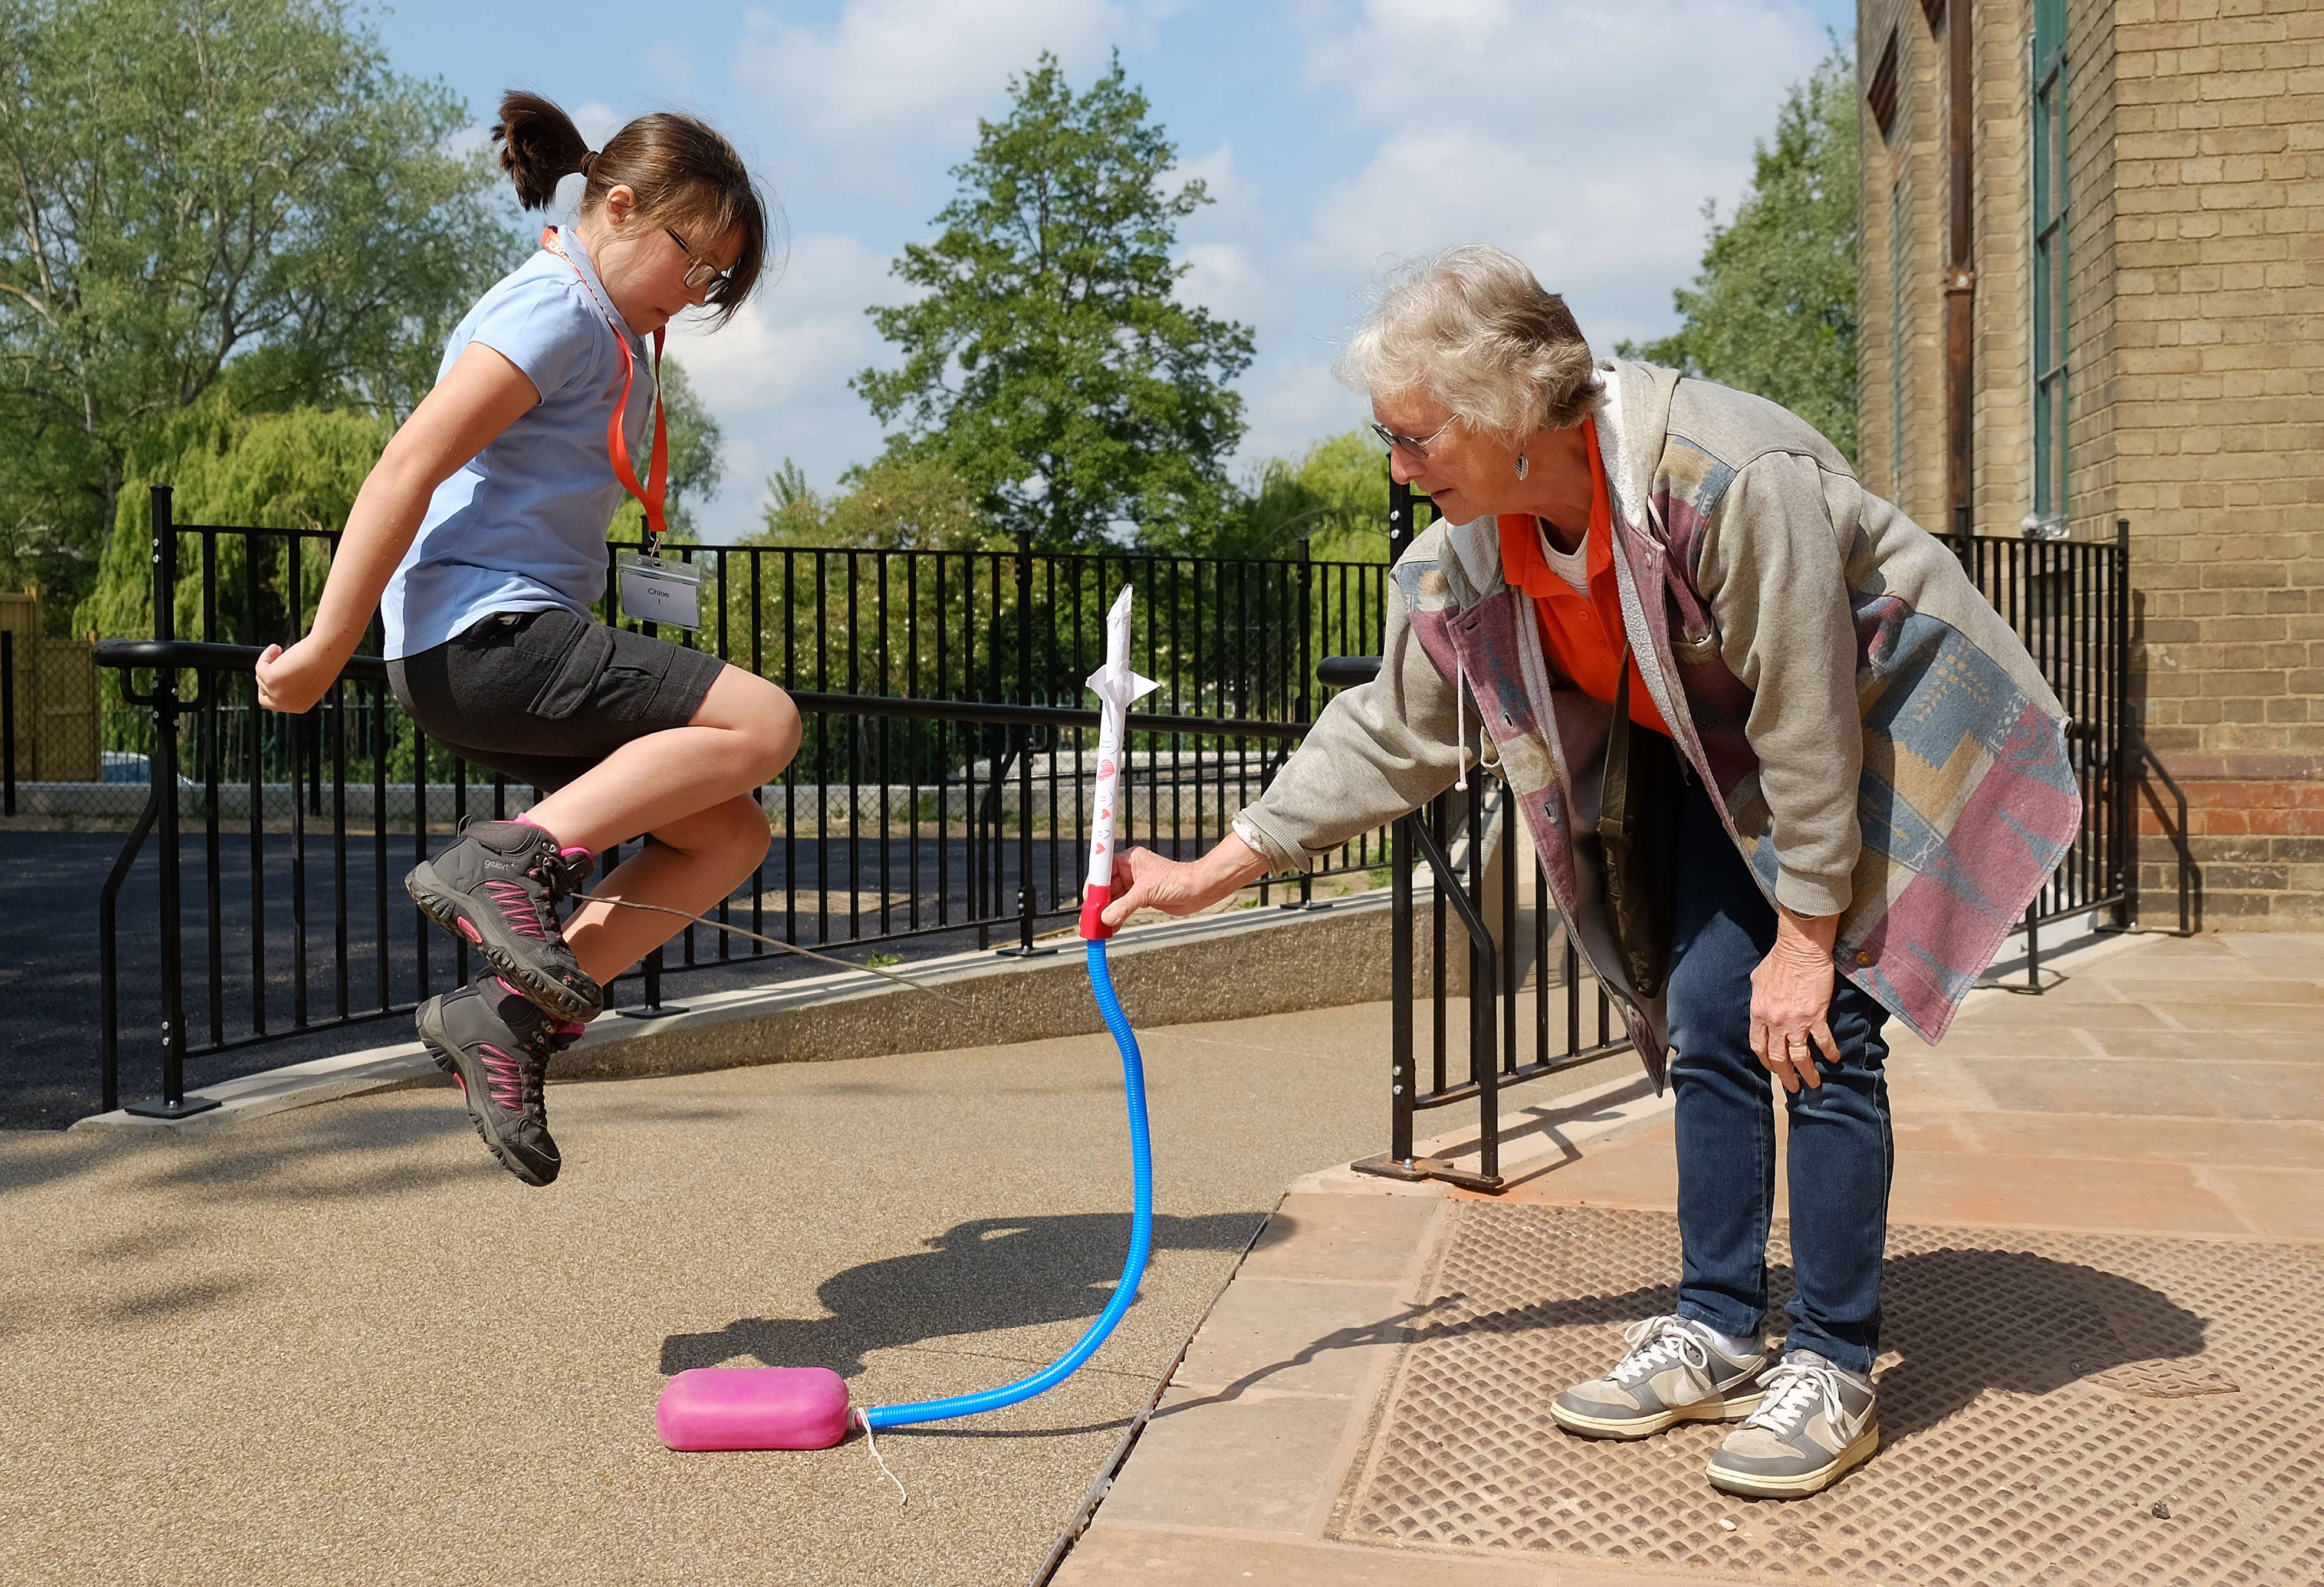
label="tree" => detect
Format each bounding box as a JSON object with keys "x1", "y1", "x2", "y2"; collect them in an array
[
  {"x1": 609, "y1": 359, "x2": 725, "y2": 543},
  {"x1": 854, "y1": 52, "x2": 1255, "y2": 551},
  {"x1": 756, "y1": 455, "x2": 999, "y2": 552},
  {"x1": 0, "y1": 0, "x2": 518, "y2": 623},
  {"x1": 1191, "y1": 430, "x2": 1392, "y2": 563},
  {"x1": 76, "y1": 395, "x2": 392, "y2": 643},
  {"x1": 1619, "y1": 41, "x2": 1859, "y2": 463}
]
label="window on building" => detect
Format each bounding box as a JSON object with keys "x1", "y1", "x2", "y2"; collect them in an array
[{"x1": 2030, "y1": 0, "x2": 2069, "y2": 531}]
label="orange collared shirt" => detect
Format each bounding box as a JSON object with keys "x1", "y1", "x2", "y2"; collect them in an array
[{"x1": 1495, "y1": 416, "x2": 1673, "y2": 739}]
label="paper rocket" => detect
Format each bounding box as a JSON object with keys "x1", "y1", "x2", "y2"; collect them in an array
[{"x1": 1079, "y1": 585, "x2": 1158, "y2": 938}]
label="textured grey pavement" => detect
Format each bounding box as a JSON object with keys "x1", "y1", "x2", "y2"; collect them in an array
[{"x1": 0, "y1": 996, "x2": 1627, "y2": 1586}]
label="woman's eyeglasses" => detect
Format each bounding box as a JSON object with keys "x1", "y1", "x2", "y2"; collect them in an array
[
  {"x1": 665, "y1": 228, "x2": 739, "y2": 298},
  {"x1": 1368, "y1": 415, "x2": 1459, "y2": 461}
]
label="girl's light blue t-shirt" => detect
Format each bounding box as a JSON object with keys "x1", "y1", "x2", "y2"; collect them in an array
[{"x1": 380, "y1": 226, "x2": 655, "y2": 660}]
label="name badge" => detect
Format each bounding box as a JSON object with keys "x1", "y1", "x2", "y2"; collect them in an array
[{"x1": 617, "y1": 551, "x2": 702, "y2": 630}]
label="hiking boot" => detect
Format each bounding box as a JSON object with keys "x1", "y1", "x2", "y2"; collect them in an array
[
  {"x1": 1706, "y1": 1351, "x2": 1880, "y2": 1499},
  {"x1": 416, "y1": 976, "x2": 588, "y2": 1187},
  {"x1": 1550, "y1": 1315, "x2": 1770, "y2": 1440},
  {"x1": 407, "y1": 820, "x2": 601, "y2": 1021}
]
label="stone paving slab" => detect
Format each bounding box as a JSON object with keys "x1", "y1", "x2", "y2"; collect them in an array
[{"x1": 1056, "y1": 931, "x2": 2324, "y2": 1586}]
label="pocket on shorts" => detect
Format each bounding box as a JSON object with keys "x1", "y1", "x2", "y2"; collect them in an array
[{"x1": 526, "y1": 617, "x2": 618, "y2": 720}]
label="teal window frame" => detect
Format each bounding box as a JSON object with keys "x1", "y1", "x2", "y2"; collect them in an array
[{"x1": 2030, "y1": 0, "x2": 2069, "y2": 529}]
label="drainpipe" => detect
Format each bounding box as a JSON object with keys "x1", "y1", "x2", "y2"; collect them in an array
[{"x1": 1944, "y1": 0, "x2": 1976, "y2": 536}]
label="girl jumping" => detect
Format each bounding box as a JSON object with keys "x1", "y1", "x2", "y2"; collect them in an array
[{"x1": 256, "y1": 93, "x2": 800, "y2": 1187}]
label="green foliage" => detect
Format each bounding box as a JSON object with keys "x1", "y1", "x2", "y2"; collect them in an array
[
  {"x1": 1189, "y1": 430, "x2": 1391, "y2": 562},
  {"x1": 77, "y1": 398, "x2": 392, "y2": 644},
  {"x1": 853, "y1": 52, "x2": 1255, "y2": 550},
  {"x1": 0, "y1": 0, "x2": 520, "y2": 624},
  {"x1": 754, "y1": 455, "x2": 1004, "y2": 552},
  {"x1": 1618, "y1": 41, "x2": 1859, "y2": 463},
  {"x1": 609, "y1": 360, "x2": 725, "y2": 544}
]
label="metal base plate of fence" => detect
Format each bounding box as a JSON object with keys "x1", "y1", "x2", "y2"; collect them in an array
[
  {"x1": 121, "y1": 1094, "x2": 222, "y2": 1120},
  {"x1": 1350, "y1": 1151, "x2": 1505, "y2": 1194}
]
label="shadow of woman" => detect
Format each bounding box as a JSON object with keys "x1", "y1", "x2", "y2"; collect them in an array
[
  {"x1": 1163, "y1": 1242, "x2": 2213, "y2": 1448},
  {"x1": 658, "y1": 1209, "x2": 1265, "y2": 1382}
]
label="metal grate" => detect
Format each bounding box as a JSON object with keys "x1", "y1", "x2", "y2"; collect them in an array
[{"x1": 1334, "y1": 1204, "x2": 2324, "y2": 1584}]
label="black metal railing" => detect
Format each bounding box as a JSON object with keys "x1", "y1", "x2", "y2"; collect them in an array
[{"x1": 91, "y1": 485, "x2": 1399, "y2": 1117}]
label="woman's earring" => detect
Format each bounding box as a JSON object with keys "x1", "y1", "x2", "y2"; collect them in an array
[{"x1": 1514, "y1": 454, "x2": 1529, "y2": 481}]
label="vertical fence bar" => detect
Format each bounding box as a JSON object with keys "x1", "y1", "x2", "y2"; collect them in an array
[
  {"x1": 245, "y1": 536, "x2": 267, "y2": 1036},
  {"x1": 1010, "y1": 530, "x2": 1041, "y2": 954},
  {"x1": 2, "y1": 629, "x2": 15, "y2": 818},
  {"x1": 200, "y1": 530, "x2": 224, "y2": 1048},
  {"x1": 1389, "y1": 811, "x2": 1415, "y2": 1165},
  {"x1": 157, "y1": 488, "x2": 186, "y2": 1104}
]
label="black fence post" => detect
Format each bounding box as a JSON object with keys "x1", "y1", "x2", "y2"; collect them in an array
[
  {"x1": 124, "y1": 485, "x2": 218, "y2": 1118},
  {"x1": 2, "y1": 627, "x2": 15, "y2": 817}
]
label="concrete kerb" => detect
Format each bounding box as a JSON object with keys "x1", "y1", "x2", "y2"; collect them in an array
[{"x1": 73, "y1": 885, "x2": 1424, "y2": 1134}]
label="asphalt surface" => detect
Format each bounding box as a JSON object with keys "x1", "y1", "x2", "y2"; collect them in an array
[{"x1": 0, "y1": 1002, "x2": 1629, "y2": 1587}]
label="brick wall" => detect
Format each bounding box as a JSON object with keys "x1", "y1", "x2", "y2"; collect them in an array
[
  {"x1": 2111, "y1": 0, "x2": 2324, "y2": 926},
  {"x1": 1862, "y1": 0, "x2": 2324, "y2": 929}
]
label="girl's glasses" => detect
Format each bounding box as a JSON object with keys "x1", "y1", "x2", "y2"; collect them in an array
[{"x1": 665, "y1": 228, "x2": 738, "y2": 298}]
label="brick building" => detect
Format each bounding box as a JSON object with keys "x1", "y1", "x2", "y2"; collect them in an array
[{"x1": 1857, "y1": 0, "x2": 2324, "y2": 927}]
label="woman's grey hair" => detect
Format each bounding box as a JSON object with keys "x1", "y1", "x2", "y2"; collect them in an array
[{"x1": 1337, "y1": 245, "x2": 1602, "y2": 437}]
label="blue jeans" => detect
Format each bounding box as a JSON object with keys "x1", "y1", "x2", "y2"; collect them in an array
[{"x1": 1666, "y1": 774, "x2": 1894, "y2": 1375}]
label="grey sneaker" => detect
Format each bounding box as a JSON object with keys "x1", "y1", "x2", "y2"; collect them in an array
[
  {"x1": 1550, "y1": 1315, "x2": 1770, "y2": 1440},
  {"x1": 1706, "y1": 1351, "x2": 1880, "y2": 1499}
]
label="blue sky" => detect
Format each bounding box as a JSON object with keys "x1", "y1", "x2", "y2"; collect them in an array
[{"x1": 370, "y1": 0, "x2": 1857, "y2": 542}]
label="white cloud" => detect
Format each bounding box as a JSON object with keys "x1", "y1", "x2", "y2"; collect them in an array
[
  {"x1": 735, "y1": 0, "x2": 1144, "y2": 147},
  {"x1": 1287, "y1": 0, "x2": 1823, "y2": 341},
  {"x1": 1162, "y1": 141, "x2": 1258, "y2": 214},
  {"x1": 666, "y1": 232, "x2": 893, "y2": 414},
  {"x1": 571, "y1": 100, "x2": 623, "y2": 147},
  {"x1": 1237, "y1": 354, "x2": 1357, "y2": 469},
  {"x1": 1175, "y1": 241, "x2": 1267, "y2": 322}
]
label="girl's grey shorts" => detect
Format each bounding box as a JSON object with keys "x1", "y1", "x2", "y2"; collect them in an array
[{"x1": 387, "y1": 607, "x2": 727, "y2": 792}]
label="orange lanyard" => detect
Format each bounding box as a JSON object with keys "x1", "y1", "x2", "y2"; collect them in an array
[{"x1": 541, "y1": 227, "x2": 669, "y2": 548}]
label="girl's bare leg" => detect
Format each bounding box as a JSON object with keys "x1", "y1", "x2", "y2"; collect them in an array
[
  {"x1": 559, "y1": 792, "x2": 772, "y2": 985},
  {"x1": 525, "y1": 665, "x2": 799, "y2": 856},
  {"x1": 517, "y1": 665, "x2": 798, "y2": 983}
]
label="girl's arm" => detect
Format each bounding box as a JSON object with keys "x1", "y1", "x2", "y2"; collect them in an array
[{"x1": 255, "y1": 344, "x2": 543, "y2": 715}]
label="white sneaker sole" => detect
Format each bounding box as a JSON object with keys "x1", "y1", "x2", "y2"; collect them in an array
[
  {"x1": 1706, "y1": 1420, "x2": 1881, "y2": 1498},
  {"x1": 1550, "y1": 1387, "x2": 1766, "y2": 1441}
]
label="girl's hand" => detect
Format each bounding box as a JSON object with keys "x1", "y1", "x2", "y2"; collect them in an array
[
  {"x1": 1096, "y1": 838, "x2": 1269, "y2": 929},
  {"x1": 1748, "y1": 908, "x2": 1842, "y2": 1093},
  {"x1": 254, "y1": 638, "x2": 345, "y2": 716}
]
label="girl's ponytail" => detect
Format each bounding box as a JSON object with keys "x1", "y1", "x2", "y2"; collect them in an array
[{"x1": 492, "y1": 91, "x2": 592, "y2": 211}]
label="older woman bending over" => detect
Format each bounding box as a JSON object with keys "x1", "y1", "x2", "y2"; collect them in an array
[{"x1": 1099, "y1": 246, "x2": 2078, "y2": 1499}]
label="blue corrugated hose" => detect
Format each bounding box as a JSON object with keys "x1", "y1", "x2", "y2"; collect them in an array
[{"x1": 860, "y1": 937, "x2": 1153, "y2": 1430}]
